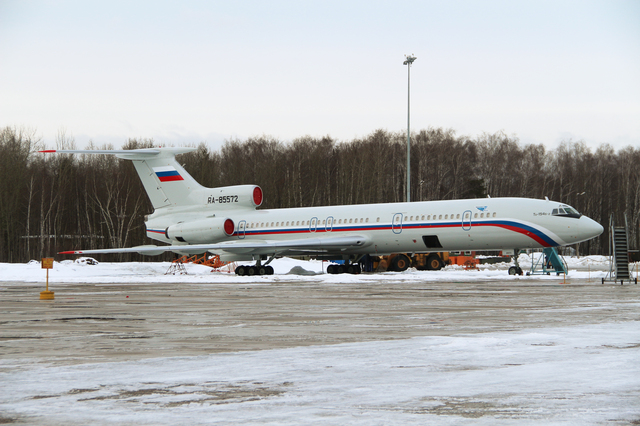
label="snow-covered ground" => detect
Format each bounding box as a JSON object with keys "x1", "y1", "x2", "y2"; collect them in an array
[
  {"x1": 2, "y1": 322, "x2": 639, "y2": 425},
  {"x1": 2, "y1": 255, "x2": 639, "y2": 424},
  {"x1": 0, "y1": 254, "x2": 633, "y2": 285}
]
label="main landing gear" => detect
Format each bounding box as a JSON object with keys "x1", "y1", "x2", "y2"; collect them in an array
[
  {"x1": 508, "y1": 248, "x2": 524, "y2": 276},
  {"x1": 235, "y1": 257, "x2": 274, "y2": 276},
  {"x1": 327, "y1": 263, "x2": 362, "y2": 275}
]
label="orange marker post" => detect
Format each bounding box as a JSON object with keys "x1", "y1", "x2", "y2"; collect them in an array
[{"x1": 40, "y1": 258, "x2": 54, "y2": 300}]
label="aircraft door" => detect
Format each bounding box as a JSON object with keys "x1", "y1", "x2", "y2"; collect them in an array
[
  {"x1": 462, "y1": 210, "x2": 472, "y2": 231},
  {"x1": 392, "y1": 213, "x2": 403, "y2": 234},
  {"x1": 326, "y1": 216, "x2": 334, "y2": 232},
  {"x1": 310, "y1": 217, "x2": 318, "y2": 233},
  {"x1": 238, "y1": 220, "x2": 246, "y2": 239}
]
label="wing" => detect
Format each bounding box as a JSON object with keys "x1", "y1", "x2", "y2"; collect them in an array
[{"x1": 59, "y1": 235, "x2": 373, "y2": 257}]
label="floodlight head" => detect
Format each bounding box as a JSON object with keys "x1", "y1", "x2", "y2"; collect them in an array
[{"x1": 403, "y1": 54, "x2": 417, "y2": 65}]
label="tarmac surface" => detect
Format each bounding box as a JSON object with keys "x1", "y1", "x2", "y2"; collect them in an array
[{"x1": 2, "y1": 276, "x2": 639, "y2": 366}]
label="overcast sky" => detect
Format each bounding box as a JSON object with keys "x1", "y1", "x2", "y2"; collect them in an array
[{"x1": 1, "y1": 0, "x2": 638, "y2": 152}]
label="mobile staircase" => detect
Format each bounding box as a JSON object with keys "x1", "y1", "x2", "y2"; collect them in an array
[
  {"x1": 527, "y1": 247, "x2": 568, "y2": 276},
  {"x1": 603, "y1": 213, "x2": 637, "y2": 285}
]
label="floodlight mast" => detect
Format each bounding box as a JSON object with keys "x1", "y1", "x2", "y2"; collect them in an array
[{"x1": 403, "y1": 54, "x2": 416, "y2": 202}]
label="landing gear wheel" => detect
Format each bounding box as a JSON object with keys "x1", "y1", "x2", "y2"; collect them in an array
[
  {"x1": 236, "y1": 265, "x2": 247, "y2": 276},
  {"x1": 247, "y1": 266, "x2": 257, "y2": 276},
  {"x1": 258, "y1": 266, "x2": 267, "y2": 275},
  {"x1": 266, "y1": 265, "x2": 274, "y2": 275},
  {"x1": 508, "y1": 266, "x2": 523, "y2": 276},
  {"x1": 327, "y1": 264, "x2": 336, "y2": 274},
  {"x1": 336, "y1": 264, "x2": 346, "y2": 274},
  {"x1": 391, "y1": 254, "x2": 411, "y2": 272}
]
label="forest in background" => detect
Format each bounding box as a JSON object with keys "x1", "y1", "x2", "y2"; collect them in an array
[{"x1": 1, "y1": 125, "x2": 638, "y2": 263}]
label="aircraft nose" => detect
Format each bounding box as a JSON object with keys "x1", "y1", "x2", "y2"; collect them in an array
[{"x1": 581, "y1": 216, "x2": 604, "y2": 239}]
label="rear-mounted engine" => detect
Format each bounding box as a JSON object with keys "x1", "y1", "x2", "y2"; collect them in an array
[
  {"x1": 165, "y1": 217, "x2": 235, "y2": 244},
  {"x1": 204, "y1": 185, "x2": 263, "y2": 209}
]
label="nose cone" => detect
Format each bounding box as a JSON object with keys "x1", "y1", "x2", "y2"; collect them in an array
[{"x1": 581, "y1": 216, "x2": 604, "y2": 240}]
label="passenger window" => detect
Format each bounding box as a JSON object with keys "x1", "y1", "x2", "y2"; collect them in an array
[
  {"x1": 366, "y1": 218, "x2": 369, "y2": 223},
  {"x1": 349, "y1": 219, "x2": 353, "y2": 223},
  {"x1": 474, "y1": 213, "x2": 478, "y2": 219},
  {"x1": 376, "y1": 217, "x2": 380, "y2": 222},
  {"x1": 421, "y1": 215, "x2": 425, "y2": 220},
  {"x1": 480, "y1": 213, "x2": 484, "y2": 218},
  {"x1": 456, "y1": 214, "x2": 460, "y2": 219},
  {"x1": 445, "y1": 214, "x2": 448, "y2": 219},
  {"x1": 439, "y1": 215, "x2": 442, "y2": 220}
]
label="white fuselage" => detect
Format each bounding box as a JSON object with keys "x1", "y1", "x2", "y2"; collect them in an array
[{"x1": 145, "y1": 197, "x2": 603, "y2": 258}]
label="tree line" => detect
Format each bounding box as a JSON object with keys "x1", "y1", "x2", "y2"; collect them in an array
[{"x1": 1, "y1": 125, "x2": 638, "y2": 263}]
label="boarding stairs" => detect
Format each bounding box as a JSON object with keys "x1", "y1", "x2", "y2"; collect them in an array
[
  {"x1": 527, "y1": 247, "x2": 568, "y2": 276},
  {"x1": 603, "y1": 214, "x2": 636, "y2": 284}
]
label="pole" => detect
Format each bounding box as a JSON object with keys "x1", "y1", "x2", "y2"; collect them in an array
[
  {"x1": 403, "y1": 55, "x2": 416, "y2": 203},
  {"x1": 407, "y1": 63, "x2": 411, "y2": 203}
]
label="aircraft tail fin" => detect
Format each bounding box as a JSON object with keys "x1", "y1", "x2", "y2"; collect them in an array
[{"x1": 40, "y1": 147, "x2": 202, "y2": 209}]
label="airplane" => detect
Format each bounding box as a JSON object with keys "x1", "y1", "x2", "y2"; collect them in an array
[{"x1": 43, "y1": 147, "x2": 604, "y2": 276}]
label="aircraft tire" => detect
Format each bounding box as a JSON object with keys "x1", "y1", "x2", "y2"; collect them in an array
[
  {"x1": 236, "y1": 265, "x2": 247, "y2": 276},
  {"x1": 347, "y1": 265, "x2": 355, "y2": 274},
  {"x1": 266, "y1": 265, "x2": 274, "y2": 275},
  {"x1": 327, "y1": 265, "x2": 335, "y2": 274},
  {"x1": 508, "y1": 266, "x2": 519, "y2": 275},
  {"x1": 247, "y1": 266, "x2": 257, "y2": 276},
  {"x1": 258, "y1": 266, "x2": 267, "y2": 275},
  {"x1": 336, "y1": 264, "x2": 346, "y2": 274}
]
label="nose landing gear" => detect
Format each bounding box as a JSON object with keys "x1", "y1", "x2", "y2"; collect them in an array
[{"x1": 508, "y1": 249, "x2": 523, "y2": 275}]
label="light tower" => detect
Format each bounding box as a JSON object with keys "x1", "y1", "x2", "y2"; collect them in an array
[{"x1": 403, "y1": 54, "x2": 416, "y2": 202}]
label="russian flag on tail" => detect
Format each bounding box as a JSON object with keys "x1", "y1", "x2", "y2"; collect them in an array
[{"x1": 153, "y1": 166, "x2": 184, "y2": 182}]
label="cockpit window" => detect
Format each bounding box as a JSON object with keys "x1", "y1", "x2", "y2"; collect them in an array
[{"x1": 552, "y1": 205, "x2": 581, "y2": 218}]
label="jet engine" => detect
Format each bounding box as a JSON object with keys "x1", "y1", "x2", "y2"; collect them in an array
[
  {"x1": 204, "y1": 185, "x2": 263, "y2": 209},
  {"x1": 165, "y1": 217, "x2": 235, "y2": 244}
]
